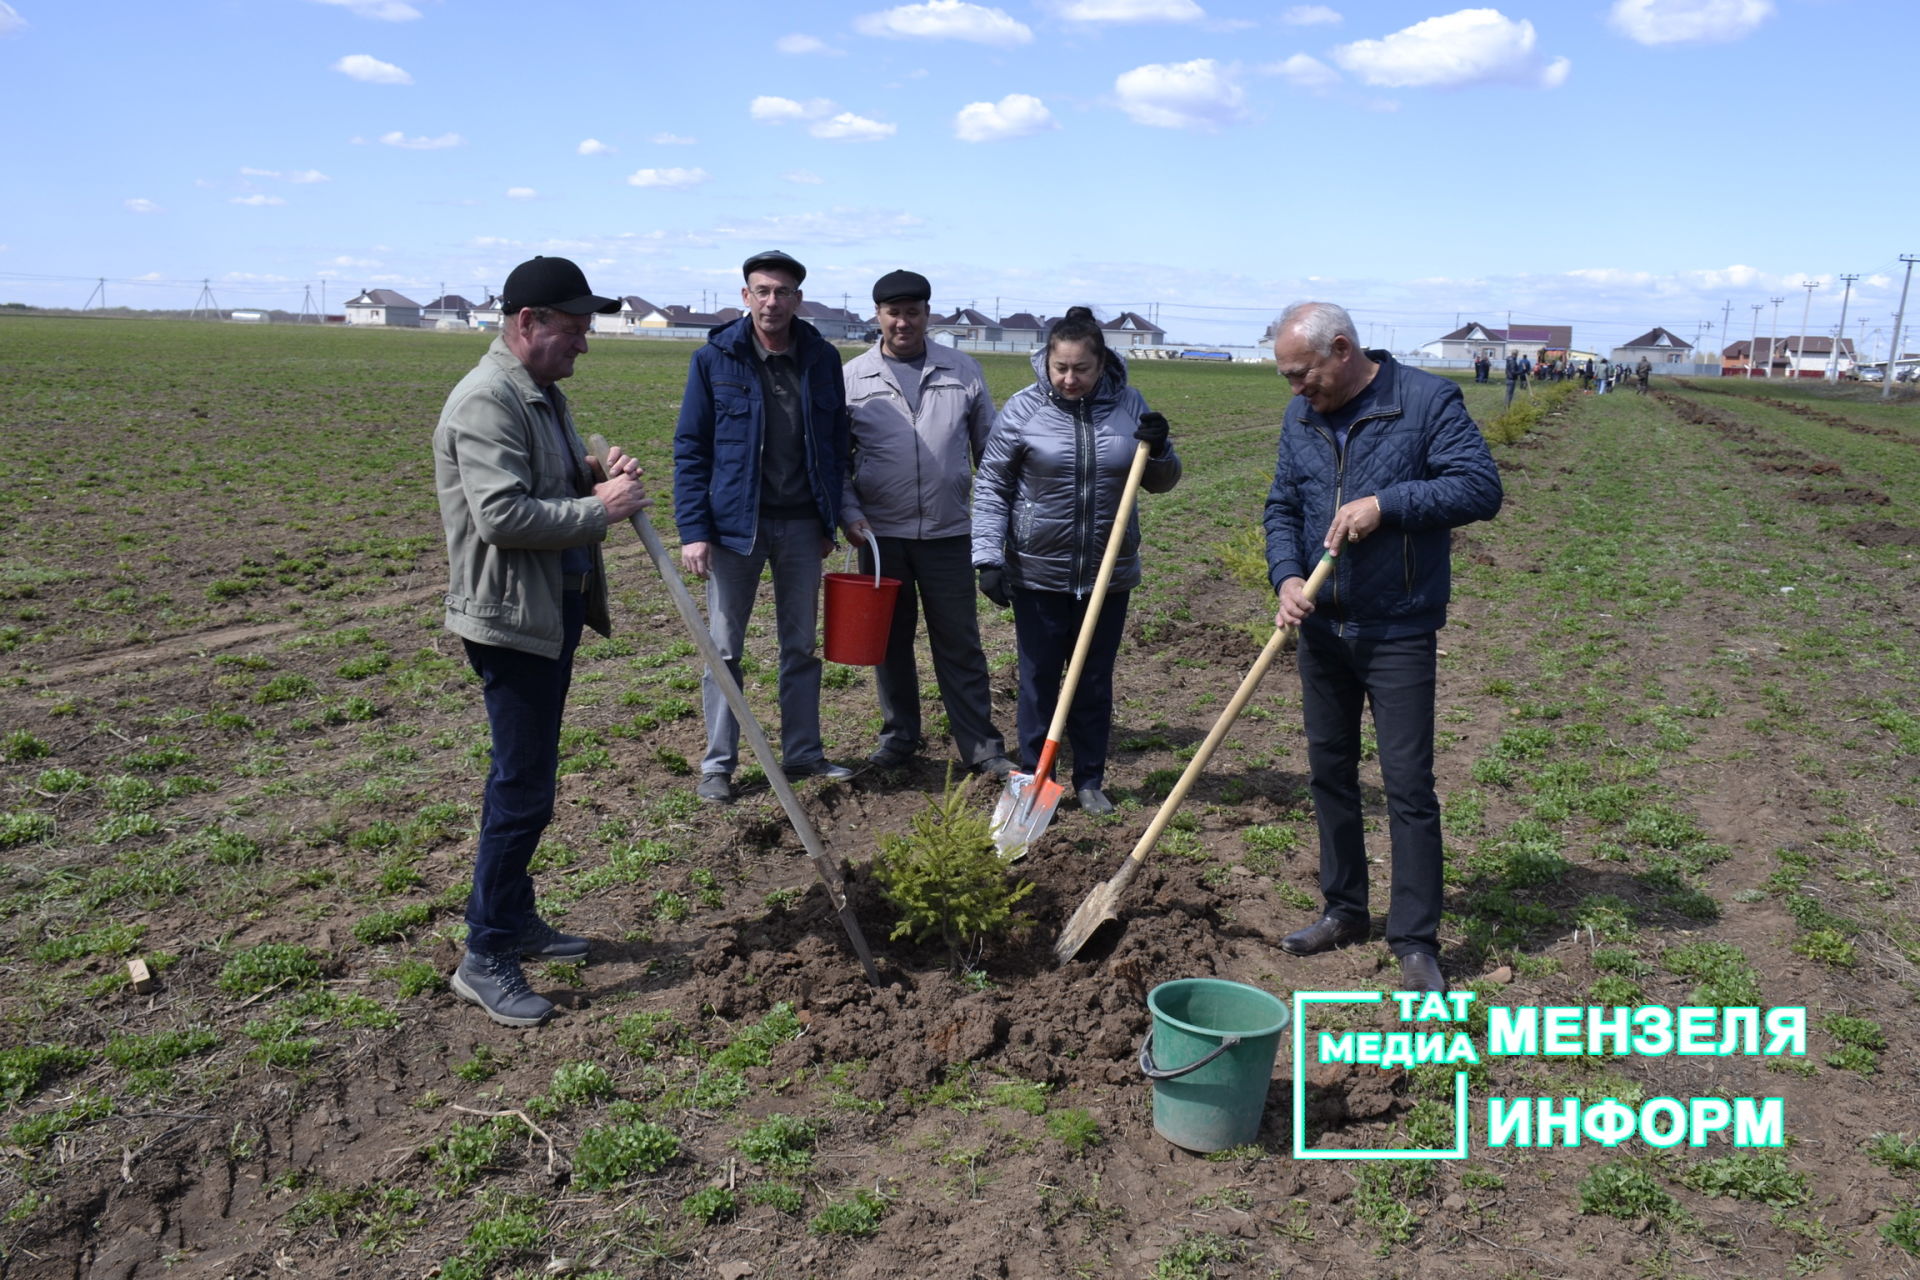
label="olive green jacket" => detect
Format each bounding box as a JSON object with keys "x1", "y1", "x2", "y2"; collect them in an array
[{"x1": 434, "y1": 337, "x2": 611, "y2": 659}]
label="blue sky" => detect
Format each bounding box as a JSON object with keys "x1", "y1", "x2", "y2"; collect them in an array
[{"x1": 1, "y1": 0, "x2": 1913, "y2": 352}]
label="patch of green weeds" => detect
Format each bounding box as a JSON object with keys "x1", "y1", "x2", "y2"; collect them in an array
[
  {"x1": 710, "y1": 1002, "x2": 802, "y2": 1070},
  {"x1": 31, "y1": 921, "x2": 147, "y2": 963},
  {"x1": 440, "y1": 1207, "x2": 544, "y2": 1279},
  {"x1": 1682, "y1": 1152, "x2": 1809, "y2": 1207},
  {"x1": 1822, "y1": 1012, "x2": 1884, "y2": 1074},
  {"x1": 550, "y1": 1061, "x2": 616, "y2": 1107},
  {"x1": 1793, "y1": 929, "x2": 1857, "y2": 968},
  {"x1": 734, "y1": 1113, "x2": 818, "y2": 1172},
  {"x1": 1578, "y1": 1158, "x2": 1681, "y2": 1222},
  {"x1": 0, "y1": 809, "x2": 56, "y2": 848},
  {"x1": 989, "y1": 1078, "x2": 1050, "y2": 1115},
  {"x1": 428, "y1": 1116, "x2": 517, "y2": 1194},
  {"x1": 1661, "y1": 941, "x2": 1760, "y2": 1007},
  {"x1": 651, "y1": 889, "x2": 689, "y2": 923},
  {"x1": 104, "y1": 1028, "x2": 218, "y2": 1072},
  {"x1": 1866, "y1": 1133, "x2": 1920, "y2": 1174},
  {"x1": 808, "y1": 1188, "x2": 889, "y2": 1238},
  {"x1": 1149, "y1": 1231, "x2": 1243, "y2": 1279},
  {"x1": 2, "y1": 730, "x2": 50, "y2": 762},
  {"x1": 1884, "y1": 1201, "x2": 1920, "y2": 1257},
  {"x1": 378, "y1": 959, "x2": 442, "y2": 998},
  {"x1": 614, "y1": 1010, "x2": 680, "y2": 1061},
  {"x1": 452, "y1": 1046, "x2": 500, "y2": 1084},
  {"x1": 255, "y1": 673, "x2": 317, "y2": 705},
  {"x1": 573, "y1": 1119, "x2": 679, "y2": 1190},
  {"x1": 244, "y1": 1013, "x2": 322, "y2": 1068},
  {"x1": 1046, "y1": 1107, "x2": 1101, "y2": 1154},
  {"x1": 1352, "y1": 1163, "x2": 1422, "y2": 1250},
  {"x1": 353, "y1": 903, "x2": 431, "y2": 945},
  {"x1": 8, "y1": 1092, "x2": 112, "y2": 1148},
  {"x1": 749, "y1": 1181, "x2": 805, "y2": 1214},
  {"x1": 216, "y1": 942, "x2": 321, "y2": 996},
  {"x1": 682, "y1": 1186, "x2": 737, "y2": 1224}
]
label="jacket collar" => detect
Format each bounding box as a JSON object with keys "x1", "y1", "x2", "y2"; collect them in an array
[
  {"x1": 1297, "y1": 349, "x2": 1402, "y2": 425},
  {"x1": 1029, "y1": 343, "x2": 1130, "y2": 411},
  {"x1": 711, "y1": 314, "x2": 825, "y2": 362},
  {"x1": 485, "y1": 334, "x2": 557, "y2": 405}
]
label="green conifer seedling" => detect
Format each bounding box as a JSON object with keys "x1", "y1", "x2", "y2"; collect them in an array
[{"x1": 875, "y1": 774, "x2": 1033, "y2": 970}]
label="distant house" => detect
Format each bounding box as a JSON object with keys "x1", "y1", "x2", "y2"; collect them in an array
[
  {"x1": 796, "y1": 300, "x2": 869, "y2": 342},
  {"x1": 999, "y1": 312, "x2": 1049, "y2": 348},
  {"x1": 1611, "y1": 327, "x2": 1693, "y2": 366},
  {"x1": 593, "y1": 296, "x2": 667, "y2": 335},
  {"x1": 343, "y1": 288, "x2": 422, "y2": 328},
  {"x1": 655, "y1": 304, "x2": 744, "y2": 338},
  {"x1": 470, "y1": 295, "x2": 503, "y2": 330},
  {"x1": 1103, "y1": 311, "x2": 1165, "y2": 349},
  {"x1": 930, "y1": 308, "x2": 1002, "y2": 344},
  {"x1": 422, "y1": 294, "x2": 475, "y2": 329},
  {"x1": 228, "y1": 309, "x2": 269, "y2": 324},
  {"x1": 1423, "y1": 321, "x2": 1574, "y2": 362},
  {"x1": 1721, "y1": 335, "x2": 1856, "y2": 378}
]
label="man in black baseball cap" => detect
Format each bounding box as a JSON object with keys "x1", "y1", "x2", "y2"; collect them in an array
[
  {"x1": 501, "y1": 255, "x2": 620, "y2": 316},
  {"x1": 432, "y1": 253, "x2": 648, "y2": 1025},
  {"x1": 840, "y1": 269, "x2": 1012, "y2": 778}
]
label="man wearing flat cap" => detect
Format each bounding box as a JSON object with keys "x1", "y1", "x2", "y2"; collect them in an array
[
  {"x1": 674, "y1": 250, "x2": 853, "y2": 804},
  {"x1": 434, "y1": 255, "x2": 650, "y2": 1026},
  {"x1": 842, "y1": 270, "x2": 1011, "y2": 777}
]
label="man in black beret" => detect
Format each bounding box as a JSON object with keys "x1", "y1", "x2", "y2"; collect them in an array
[{"x1": 841, "y1": 270, "x2": 1011, "y2": 776}]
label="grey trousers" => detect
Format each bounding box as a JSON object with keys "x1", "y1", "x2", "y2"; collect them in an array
[
  {"x1": 860, "y1": 534, "x2": 1006, "y2": 767},
  {"x1": 700, "y1": 516, "x2": 827, "y2": 778}
]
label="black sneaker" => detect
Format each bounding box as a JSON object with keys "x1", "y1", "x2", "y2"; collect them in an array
[
  {"x1": 516, "y1": 917, "x2": 589, "y2": 961},
  {"x1": 1076, "y1": 786, "x2": 1115, "y2": 816},
  {"x1": 696, "y1": 773, "x2": 734, "y2": 805},
  {"x1": 785, "y1": 759, "x2": 854, "y2": 781},
  {"x1": 451, "y1": 951, "x2": 554, "y2": 1027},
  {"x1": 867, "y1": 743, "x2": 916, "y2": 769}
]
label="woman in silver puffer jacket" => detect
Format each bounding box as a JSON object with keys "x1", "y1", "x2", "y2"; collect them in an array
[{"x1": 970, "y1": 307, "x2": 1182, "y2": 814}]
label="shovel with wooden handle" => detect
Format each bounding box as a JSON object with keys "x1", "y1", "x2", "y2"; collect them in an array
[
  {"x1": 1053, "y1": 549, "x2": 1337, "y2": 964},
  {"x1": 992, "y1": 440, "x2": 1153, "y2": 862},
  {"x1": 587, "y1": 435, "x2": 881, "y2": 987}
]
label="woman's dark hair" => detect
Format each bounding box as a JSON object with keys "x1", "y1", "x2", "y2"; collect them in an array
[{"x1": 1046, "y1": 306, "x2": 1108, "y2": 361}]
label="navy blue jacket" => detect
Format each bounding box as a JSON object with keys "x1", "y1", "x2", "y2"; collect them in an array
[
  {"x1": 1264, "y1": 353, "x2": 1502, "y2": 639},
  {"x1": 672, "y1": 316, "x2": 849, "y2": 554}
]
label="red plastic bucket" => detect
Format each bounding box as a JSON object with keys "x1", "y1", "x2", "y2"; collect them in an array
[{"x1": 823, "y1": 534, "x2": 900, "y2": 666}]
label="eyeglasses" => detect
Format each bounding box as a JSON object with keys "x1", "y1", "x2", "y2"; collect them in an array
[{"x1": 749, "y1": 287, "x2": 798, "y2": 302}]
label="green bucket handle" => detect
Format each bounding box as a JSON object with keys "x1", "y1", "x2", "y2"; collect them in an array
[{"x1": 1138, "y1": 1029, "x2": 1243, "y2": 1081}]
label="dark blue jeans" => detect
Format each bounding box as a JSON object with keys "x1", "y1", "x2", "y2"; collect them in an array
[
  {"x1": 1297, "y1": 626, "x2": 1442, "y2": 958},
  {"x1": 1011, "y1": 588, "x2": 1130, "y2": 791},
  {"x1": 461, "y1": 591, "x2": 585, "y2": 956}
]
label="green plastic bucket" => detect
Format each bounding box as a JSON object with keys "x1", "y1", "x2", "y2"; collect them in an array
[{"x1": 1140, "y1": 979, "x2": 1290, "y2": 1152}]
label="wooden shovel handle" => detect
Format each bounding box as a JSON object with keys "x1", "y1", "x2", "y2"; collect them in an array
[{"x1": 1111, "y1": 549, "x2": 1337, "y2": 886}]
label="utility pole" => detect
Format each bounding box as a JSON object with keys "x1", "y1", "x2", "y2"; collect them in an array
[
  {"x1": 1883, "y1": 255, "x2": 1917, "y2": 400},
  {"x1": 1767, "y1": 296, "x2": 1785, "y2": 378},
  {"x1": 298, "y1": 284, "x2": 317, "y2": 323},
  {"x1": 83, "y1": 277, "x2": 107, "y2": 310},
  {"x1": 320, "y1": 280, "x2": 326, "y2": 322},
  {"x1": 1748, "y1": 303, "x2": 1763, "y2": 378},
  {"x1": 191, "y1": 279, "x2": 220, "y2": 320},
  {"x1": 1720, "y1": 300, "x2": 1732, "y2": 363},
  {"x1": 1826, "y1": 274, "x2": 1858, "y2": 380},
  {"x1": 1793, "y1": 280, "x2": 1820, "y2": 380},
  {"x1": 1695, "y1": 321, "x2": 1713, "y2": 366}
]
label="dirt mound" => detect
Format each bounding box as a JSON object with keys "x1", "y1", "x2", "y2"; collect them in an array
[
  {"x1": 1786, "y1": 485, "x2": 1891, "y2": 505},
  {"x1": 1841, "y1": 519, "x2": 1920, "y2": 546}
]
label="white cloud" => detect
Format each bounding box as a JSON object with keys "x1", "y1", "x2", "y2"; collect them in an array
[
  {"x1": 627, "y1": 167, "x2": 712, "y2": 189},
  {"x1": 1270, "y1": 52, "x2": 1341, "y2": 90},
  {"x1": 1280, "y1": 3, "x2": 1341, "y2": 23},
  {"x1": 0, "y1": 3, "x2": 26, "y2": 36},
  {"x1": 1607, "y1": 0, "x2": 1771, "y2": 45},
  {"x1": 332, "y1": 53, "x2": 412, "y2": 84},
  {"x1": 240, "y1": 166, "x2": 281, "y2": 178},
  {"x1": 135, "y1": 272, "x2": 165, "y2": 281},
  {"x1": 332, "y1": 256, "x2": 381, "y2": 267},
  {"x1": 379, "y1": 130, "x2": 463, "y2": 149},
  {"x1": 954, "y1": 93, "x2": 1057, "y2": 142},
  {"x1": 289, "y1": 169, "x2": 330, "y2": 183},
  {"x1": 230, "y1": 194, "x2": 286, "y2": 206},
  {"x1": 577, "y1": 138, "x2": 616, "y2": 156},
  {"x1": 751, "y1": 95, "x2": 834, "y2": 122},
  {"x1": 306, "y1": 0, "x2": 421, "y2": 19},
  {"x1": 224, "y1": 272, "x2": 292, "y2": 283},
  {"x1": 783, "y1": 170, "x2": 825, "y2": 184},
  {"x1": 506, "y1": 187, "x2": 537, "y2": 200},
  {"x1": 776, "y1": 32, "x2": 841, "y2": 54},
  {"x1": 710, "y1": 208, "x2": 929, "y2": 246},
  {"x1": 811, "y1": 112, "x2": 897, "y2": 141},
  {"x1": 1332, "y1": 9, "x2": 1570, "y2": 90},
  {"x1": 124, "y1": 198, "x2": 163, "y2": 215},
  {"x1": 1113, "y1": 58, "x2": 1246, "y2": 130},
  {"x1": 651, "y1": 132, "x2": 696, "y2": 145},
  {"x1": 1054, "y1": 0, "x2": 1204, "y2": 22},
  {"x1": 854, "y1": 1, "x2": 1032, "y2": 46}
]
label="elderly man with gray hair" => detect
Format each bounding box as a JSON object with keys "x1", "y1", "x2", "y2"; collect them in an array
[{"x1": 1263, "y1": 301, "x2": 1503, "y2": 994}]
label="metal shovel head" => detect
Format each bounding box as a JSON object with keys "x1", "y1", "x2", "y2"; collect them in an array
[
  {"x1": 991, "y1": 768, "x2": 1065, "y2": 862},
  {"x1": 1053, "y1": 876, "x2": 1124, "y2": 964}
]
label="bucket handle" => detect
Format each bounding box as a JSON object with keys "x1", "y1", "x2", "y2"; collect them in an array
[
  {"x1": 840, "y1": 529, "x2": 884, "y2": 589},
  {"x1": 1138, "y1": 1028, "x2": 1242, "y2": 1081}
]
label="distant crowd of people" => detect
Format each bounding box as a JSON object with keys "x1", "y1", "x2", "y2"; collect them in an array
[{"x1": 1473, "y1": 351, "x2": 1652, "y2": 404}]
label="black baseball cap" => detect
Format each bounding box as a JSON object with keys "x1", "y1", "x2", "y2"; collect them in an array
[
  {"x1": 872, "y1": 269, "x2": 931, "y2": 305},
  {"x1": 500, "y1": 256, "x2": 618, "y2": 315},
  {"x1": 742, "y1": 249, "x2": 806, "y2": 284}
]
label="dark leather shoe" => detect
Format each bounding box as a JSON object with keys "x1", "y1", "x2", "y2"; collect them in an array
[
  {"x1": 1398, "y1": 951, "x2": 1447, "y2": 994},
  {"x1": 1280, "y1": 914, "x2": 1367, "y2": 956},
  {"x1": 975, "y1": 755, "x2": 1015, "y2": 779},
  {"x1": 1076, "y1": 786, "x2": 1115, "y2": 816},
  {"x1": 867, "y1": 743, "x2": 916, "y2": 769}
]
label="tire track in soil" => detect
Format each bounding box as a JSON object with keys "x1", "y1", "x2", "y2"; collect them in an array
[{"x1": 1652, "y1": 389, "x2": 1894, "y2": 508}]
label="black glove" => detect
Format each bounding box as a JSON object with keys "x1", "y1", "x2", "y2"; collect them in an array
[
  {"x1": 1134, "y1": 411, "x2": 1170, "y2": 456},
  {"x1": 977, "y1": 565, "x2": 1011, "y2": 608}
]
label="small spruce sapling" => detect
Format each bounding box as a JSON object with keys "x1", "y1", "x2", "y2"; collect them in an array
[{"x1": 875, "y1": 774, "x2": 1033, "y2": 970}]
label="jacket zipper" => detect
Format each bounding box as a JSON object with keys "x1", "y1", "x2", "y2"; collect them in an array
[
  {"x1": 1073, "y1": 398, "x2": 1095, "y2": 599},
  {"x1": 1311, "y1": 419, "x2": 1346, "y2": 636}
]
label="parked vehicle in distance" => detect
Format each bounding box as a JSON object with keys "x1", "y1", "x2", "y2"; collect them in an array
[{"x1": 1858, "y1": 367, "x2": 1884, "y2": 382}]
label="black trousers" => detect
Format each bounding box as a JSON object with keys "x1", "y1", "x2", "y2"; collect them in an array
[
  {"x1": 1011, "y1": 588, "x2": 1130, "y2": 791},
  {"x1": 1297, "y1": 626, "x2": 1443, "y2": 958},
  {"x1": 858, "y1": 534, "x2": 1006, "y2": 766}
]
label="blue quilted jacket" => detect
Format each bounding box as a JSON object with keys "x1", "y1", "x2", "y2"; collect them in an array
[{"x1": 1263, "y1": 353, "x2": 1502, "y2": 639}]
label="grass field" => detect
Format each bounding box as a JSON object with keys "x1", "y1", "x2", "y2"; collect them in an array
[{"x1": 2, "y1": 315, "x2": 1918, "y2": 1279}]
